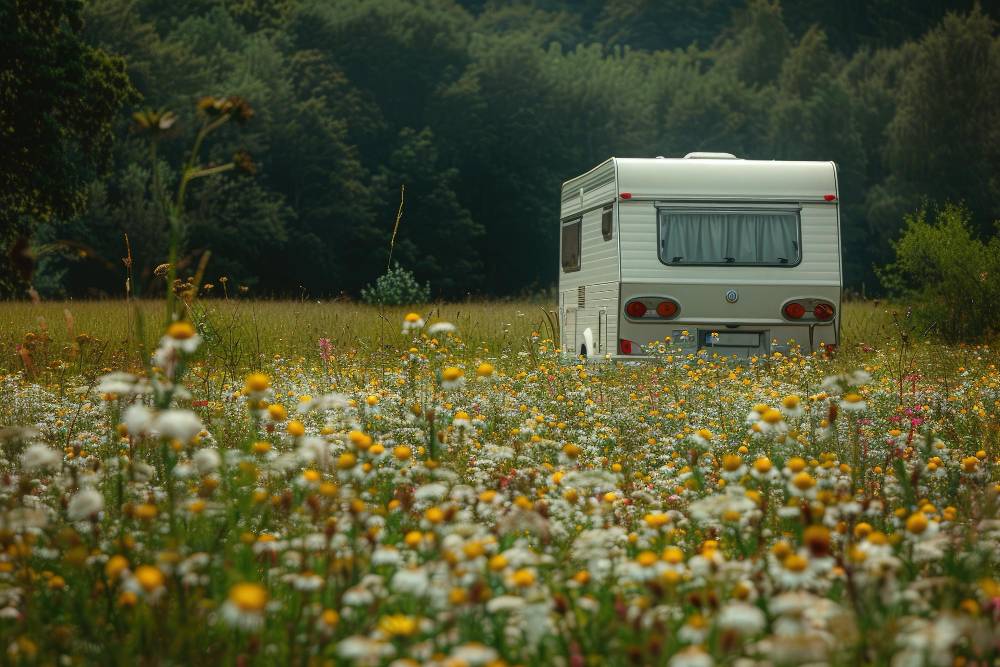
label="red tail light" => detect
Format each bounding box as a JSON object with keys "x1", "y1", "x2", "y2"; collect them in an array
[
  {"x1": 625, "y1": 301, "x2": 647, "y2": 318},
  {"x1": 823, "y1": 194, "x2": 837, "y2": 202},
  {"x1": 814, "y1": 303, "x2": 835, "y2": 321},
  {"x1": 656, "y1": 300, "x2": 678, "y2": 318},
  {"x1": 783, "y1": 302, "x2": 806, "y2": 319},
  {"x1": 619, "y1": 339, "x2": 634, "y2": 355},
  {"x1": 619, "y1": 192, "x2": 632, "y2": 200}
]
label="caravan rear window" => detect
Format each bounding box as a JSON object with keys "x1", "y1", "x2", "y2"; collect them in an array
[{"x1": 658, "y1": 209, "x2": 800, "y2": 266}]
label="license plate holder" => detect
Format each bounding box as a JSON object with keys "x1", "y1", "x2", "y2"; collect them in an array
[{"x1": 703, "y1": 331, "x2": 761, "y2": 347}]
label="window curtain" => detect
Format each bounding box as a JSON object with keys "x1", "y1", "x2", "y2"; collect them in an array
[{"x1": 660, "y1": 212, "x2": 797, "y2": 264}]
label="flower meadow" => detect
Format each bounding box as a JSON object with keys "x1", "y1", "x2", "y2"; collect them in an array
[{"x1": 0, "y1": 305, "x2": 998, "y2": 666}]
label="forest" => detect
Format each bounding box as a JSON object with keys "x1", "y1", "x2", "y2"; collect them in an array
[{"x1": 3, "y1": 0, "x2": 999, "y2": 299}]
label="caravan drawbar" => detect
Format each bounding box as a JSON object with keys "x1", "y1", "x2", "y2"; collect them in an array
[{"x1": 558, "y1": 153, "x2": 842, "y2": 359}]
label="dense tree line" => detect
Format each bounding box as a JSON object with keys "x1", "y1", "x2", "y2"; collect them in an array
[{"x1": 3, "y1": 0, "x2": 998, "y2": 299}]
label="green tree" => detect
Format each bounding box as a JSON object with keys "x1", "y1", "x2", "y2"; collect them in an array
[
  {"x1": 714, "y1": 0, "x2": 791, "y2": 87},
  {"x1": 879, "y1": 204, "x2": 1000, "y2": 341},
  {"x1": 597, "y1": 0, "x2": 742, "y2": 52},
  {"x1": 768, "y1": 27, "x2": 869, "y2": 286},
  {"x1": 371, "y1": 127, "x2": 484, "y2": 297},
  {"x1": 884, "y1": 7, "x2": 1000, "y2": 238},
  {"x1": 0, "y1": 0, "x2": 137, "y2": 295}
]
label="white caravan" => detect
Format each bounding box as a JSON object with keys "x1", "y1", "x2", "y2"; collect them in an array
[{"x1": 558, "y1": 153, "x2": 842, "y2": 359}]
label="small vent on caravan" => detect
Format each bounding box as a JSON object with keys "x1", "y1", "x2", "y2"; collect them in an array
[
  {"x1": 577, "y1": 285, "x2": 586, "y2": 308},
  {"x1": 601, "y1": 206, "x2": 613, "y2": 240}
]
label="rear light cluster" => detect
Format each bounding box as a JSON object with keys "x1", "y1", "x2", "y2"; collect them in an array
[
  {"x1": 781, "y1": 299, "x2": 836, "y2": 322},
  {"x1": 620, "y1": 297, "x2": 681, "y2": 355},
  {"x1": 623, "y1": 298, "x2": 680, "y2": 321}
]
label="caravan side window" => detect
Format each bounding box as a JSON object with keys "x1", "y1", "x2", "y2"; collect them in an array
[
  {"x1": 561, "y1": 218, "x2": 581, "y2": 272},
  {"x1": 601, "y1": 205, "x2": 613, "y2": 241}
]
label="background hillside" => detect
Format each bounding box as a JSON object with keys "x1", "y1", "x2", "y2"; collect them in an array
[{"x1": 4, "y1": 0, "x2": 999, "y2": 299}]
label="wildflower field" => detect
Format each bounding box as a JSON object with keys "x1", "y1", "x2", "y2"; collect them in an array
[{"x1": 0, "y1": 299, "x2": 997, "y2": 666}]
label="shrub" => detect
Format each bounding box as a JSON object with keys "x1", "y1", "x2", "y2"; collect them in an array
[
  {"x1": 879, "y1": 203, "x2": 1000, "y2": 341},
  {"x1": 361, "y1": 263, "x2": 431, "y2": 306}
]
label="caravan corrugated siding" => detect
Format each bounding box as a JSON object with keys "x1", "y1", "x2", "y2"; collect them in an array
[
  {"x1": 619, "y1": 202, "x2": 840, "y2": 286},
  {"x1": 559, "y1": 159, "x2": 620, "y2": 355}
]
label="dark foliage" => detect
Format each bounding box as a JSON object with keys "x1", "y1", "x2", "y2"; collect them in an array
[{"x1": 4, "y1": 0, "x2": 999, "y2": 299}]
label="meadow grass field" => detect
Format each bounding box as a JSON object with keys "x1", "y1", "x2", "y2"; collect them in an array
[{"x1": 0, "y1": 298, "x2": 997, "y2": 666}]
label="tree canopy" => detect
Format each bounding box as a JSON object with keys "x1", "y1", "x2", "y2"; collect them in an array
[
  {"x1": 0, "y1": 0, "x2": 136, "y2": 294},
  {"x1": 4, "y1": 0, "x2": 998, "y2": 298}
]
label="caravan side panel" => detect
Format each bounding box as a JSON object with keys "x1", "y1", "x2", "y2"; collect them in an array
[{"x1": 559, "y1": 160, "x2": 620, "y2": 356}]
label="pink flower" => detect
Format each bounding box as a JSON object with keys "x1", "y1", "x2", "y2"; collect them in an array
[{"x1": 318, "y1": 338, "x2": 332, "y2": 364}]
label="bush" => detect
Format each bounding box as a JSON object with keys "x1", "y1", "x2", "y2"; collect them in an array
[
  {"x1": 879, "y1": 203, "x2": 1000, "y2": 341},
  {"x1": 361, "y1": 263, "x2": 431, "y2": 306}
]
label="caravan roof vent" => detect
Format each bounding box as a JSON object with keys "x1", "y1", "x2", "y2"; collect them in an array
[
  {"x1": 655, "y1": 155, "x2": 666, "y2": 159},
  {"x1": 683, "y1": 152, "x2": 739, "y2": 160}
]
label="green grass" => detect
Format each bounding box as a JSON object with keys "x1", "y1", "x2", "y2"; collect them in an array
[
  {"x1": 1, "y1": 298, "x2": 895, "y2": 376},
  {"x1": 0, "y1": 298, "x2": 557, "y2": 375}
]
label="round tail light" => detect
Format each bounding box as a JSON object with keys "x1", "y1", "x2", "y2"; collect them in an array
[
  {"x1": 656, "y1": 300, "x2": 678, "y2": 318},
  {"x1": 783, "y1": 302, "x2": 805, "y2": 319},
  {"x1": 625, "y1": 301, "x2": 647, "y2": 318},
  {"x1": 814, "y1": 303, "x2": 835, "y2": 321}
]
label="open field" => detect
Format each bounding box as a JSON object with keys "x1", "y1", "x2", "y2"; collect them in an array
[
  {"x1": 0, "y1": 299, "x2": 997, "y2": 665},
  {"x1": 4, "y1": 299, "x2": 899, "y2": 375}
]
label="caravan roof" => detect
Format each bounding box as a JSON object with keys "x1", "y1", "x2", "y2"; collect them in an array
[{"x1": 561, "y1": 156, "x2": 838, "y2": 205}]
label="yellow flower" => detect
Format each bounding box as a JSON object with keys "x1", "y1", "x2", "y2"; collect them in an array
[
  {"x1": 442, "y1": 367, "x2": 464, "y2": 382},
  {"x1": 510, "y1": 569, "x2": 536, "y2": 587},
  {"x1": 636, "y1": 551, "x2": 657, "y2": 567},
  {"x1": 782, "y1": 395, "x2": 801, "y2": 409},
  {"x1": 378, "y1": 614, "x2": 418, "y2": 637},
  {"x1": 105, "y1": 554, "x2": 129, "y2": 580},
  {"x1": 562, "y1": 443, "x2": 581, "y2": 458},
  {"x1": 791, "y1": 471, "x2": 815, "y2": 491},
  {"x1": 348, "y1": 430, "x2": 373, "y2": 450},
  {"x1": 287, "y1": 420, "x2": 305, "y2": 437},
  {"x1": 644, "y1": 512, "x2": 671, "y2": 528},
  {"x1": 784, "y1": 554, "x2": 809, "y2": 572},
  {"x1": 337, "y1": 452, "x2": 357, "y2": 469},
  {"x1": 245, "y1": 372, "x2": 270, "y2": 393},
  {"x1": 761, "y1": 408, "x2": 783, "y2": 424},
  {"x1": 906, "y1": 512, "x2": 929, "y2": 534},
  {"x1": 476, "y1": 362, "x2": 494, "y2": 377},
  {"x1": 134, "y1": 565, "x2": 165, "y2": 593},
  {"x1": 228, "y1": 582, "x2": 268, "y2": 612},
  {"x1": 722, "y1": 454, "x2": 743, "y2": 472},
  {"x1": 321, "y1": 609, "x2": 340, "y2": 627},
  {"x1": 166, "y1": 321, "x2": 196, "y2": 340},
  {"x1": 393, "y1": 445, "x2": 411, "y2": 460},
  {"x1": 267, "y1": 404, "x2": 288, "y2": 422}
]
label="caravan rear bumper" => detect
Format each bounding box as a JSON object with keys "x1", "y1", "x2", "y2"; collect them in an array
[{"x1": 615, "y1": 321, "x2": 838, "y2": 358}]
